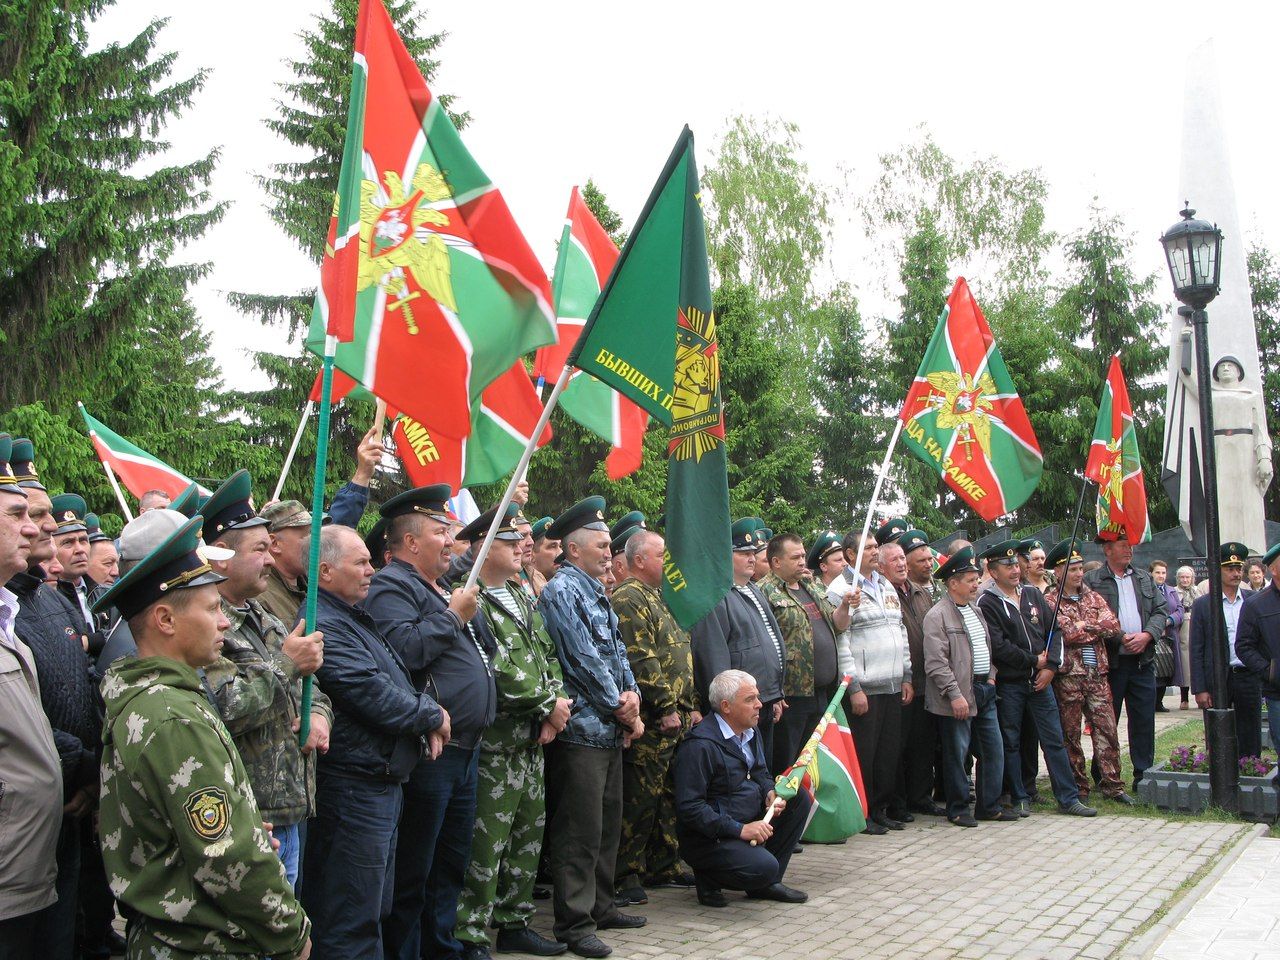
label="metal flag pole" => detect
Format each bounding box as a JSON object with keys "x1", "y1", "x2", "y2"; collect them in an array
[
  {"x1": 298, "y1": 335, "x2": 338, "y2": 746},
  {"x1": 272, "y1": 401, "x2": 315, "y2": 503},
  {"x1": 851, "y1": 419, "x2": 905, "y2": 578},
  {"x1": 1043, "y1": 473, "x2": 1092, "y2": 666},
  {"x1": 462, "y1": 365, "x2": 572, "y2": 592}
]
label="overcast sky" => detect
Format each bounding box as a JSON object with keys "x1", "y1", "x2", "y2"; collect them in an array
[{"x1": 92, "y1": 1, "x2": 1280, "y2": 391}]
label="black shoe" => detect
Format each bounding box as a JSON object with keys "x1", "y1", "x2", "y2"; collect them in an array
[
  {"x1": 696, "y1": 884, "x2": 729, "y2": 908},
  {"x1": 745, "y1": 882, "x2": 808, "y2": 903},
  {"x1": 887, "y1": 809, "x2": 915, "y2": 823},
  {"x1": 909, "y1": 801, "x2": 947, "y2": 816},
  {"x1": 1155, "y1": 703, "x2": 1170, "y2": 712},
  {"x1": 597, "y1": 912, "x2": 647, "y2": 931},
  {"x1": 567, "y1": 935, "x2": 612, "y2": 958},
  {"x1": 534, "y1": 883, "x2": 552, "y2": 900},
  {"x1": 646, "y1": 870, "x2": 696, "y2": 888},
  {"x1": 496, "y1": 927, "x2": 568, "y2": 956},
  {"x1": 871, "y1": 813, "x2": 905, "y2": 831},
  {"x1": 463, "y1": 945, "x2": 494, "y2": 960},
  {"x1": 862, "y1": 821, "x2": 889, "y2": 836},
  {"x1": 949, "y1": 813, "x2": 978, "y2": 827},
  {"x1": 1027, "y1": 792, "x2": 1044, "y2": 805},
  {"x1": 1109, "y1": 792, "x2": 1138, "y2": 806},
  {"x1": 613, "y1": 884, "x2": 648, "y2": 905},
  {"x1": 976, "y1": 810, "x2": 1020, "y2": 822}
]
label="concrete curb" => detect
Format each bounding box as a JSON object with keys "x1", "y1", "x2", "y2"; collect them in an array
[{"x1": 1116, "y1": 822, "x2": 1267, "y2": 959}]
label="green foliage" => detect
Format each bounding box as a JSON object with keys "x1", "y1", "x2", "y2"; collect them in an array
[
  {"x1": 230, "y1": 0, "x2": 464, "y2": 506},
  {"x1": 1248, "y1": 241, "x2": 1280, "y2": 521},
  {"x1": 0, "y1": 2, "x2": 250, "y2": 518}
]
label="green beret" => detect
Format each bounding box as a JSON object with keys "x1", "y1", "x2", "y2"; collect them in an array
[
  {"x1": 1017, "y1": 537, "x2": 1045, "y2": 557},
  {"x1": 548, "y1": 496, "x2": 609, "y2": 541},
  {"x1": 202, "y1": 470, "x2": 268, "y2": 541},
  {"x1": 51, "y1": 493, "x2": 88, "y2": 534},
  {"x1": 1263, "y1": 543, "x2": 1280, "y2": 567},
  {"x1": 609, "y1": 511, "x2": 646, "y2": 541},
  {"x1": 935, "y1": 545, "x2": 980, "y2": 581},
  {"x1": 1220, "y1": 542, "x2": 1250, "y2": 566},
  {"x1": 94, "y1": 512, "x2": 226, "y2": 619},
  {"x1": 1045, "y1": 538, "x2": 1084, "y2": 570},
  {"x1": 875, "y1": 518, "x2": 910, "y2": 546},
  {"x1": 531, "y1": 516, "x2": 554, "y2": 541},
  {"x1": 807, "y1": 531, "x2": 843, "y2": 570},
  {"x1": 732, "y1": 517, "x2": 763, "y2": 552},
  {"x1": 979, "y1": 539, "x2": 1021, "y2": 565},
  {"x1": 898, "y1": 529, "x2": 931, "y2": 556},
  {"x1": 379, "y1": 484, "x2": 453, "y2": 523},
  {"x1": 458, "y1": 503, "x2": 524, "y2": 543}
]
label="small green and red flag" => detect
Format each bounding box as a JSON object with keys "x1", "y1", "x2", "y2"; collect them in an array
[
  {"x1": 79, "y1": 405, "x2": 210, "y2": 500},
  {"x1": 306, "y1": 0, "x2": 556, "y2": 441},
  {"x1": 536, "y1": 187, "x2": 649, "y2": 479},
  {"x1": 898, "y1": 277, "x2": 1043, "y2": 521},
  {"x1": 1085, "y1": 354, "x2": 1151, "y2": 544},
  {"x1": 773, "y1": 677, "x2": 867, "y2": 842}
]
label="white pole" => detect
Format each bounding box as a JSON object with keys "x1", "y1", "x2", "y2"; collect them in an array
[
  {"x1": 851, "y1": 419, "x2": 905, "y2": 578},
  {"x1": 463, "y1": 365, "x2": 572, "y2": 592},
  {"x1": 91, "y1": 432, "x2": 134, "y2": 523},
  {"x1": 272, "y1": 401, "x2": 314, "y2": 502}
]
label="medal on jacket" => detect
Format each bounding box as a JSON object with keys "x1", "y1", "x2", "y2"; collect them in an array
[{"x1": 1029, "y1": 608, "x2": 1039, "y2": 624}]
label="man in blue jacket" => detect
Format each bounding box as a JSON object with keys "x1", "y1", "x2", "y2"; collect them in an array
[
  {"x1": 672, "y1": 669, "x2": 810, "y2": 909},
  {"x1": 1237, "y1": 543, "x2": 1280, "y2": 756},
  {"x1": 301, "y1": 524, "x2": 449, "y2": 960}
]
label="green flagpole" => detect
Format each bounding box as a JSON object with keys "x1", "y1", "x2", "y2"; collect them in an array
[{"x1": 298, "y1": 334, "x2": 337, "y2": 746}]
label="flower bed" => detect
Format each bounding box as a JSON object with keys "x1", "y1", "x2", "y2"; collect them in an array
[{"x1": 1137, "y1": 745, "x2": 1278, "y2": 821}]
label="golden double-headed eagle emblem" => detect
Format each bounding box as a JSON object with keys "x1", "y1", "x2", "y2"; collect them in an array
[
  {"x1": 914, "y1": 371, "x2": 997, "y2": 461},
  {"x1": 356, "y1": 162, "x2": 457, "y2": 334},
  {"x1": 1096, "y1": 437, "x2": 1126, "y2": 512}
]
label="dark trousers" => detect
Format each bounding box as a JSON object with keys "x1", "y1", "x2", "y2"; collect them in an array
[
  {"x1": 303, "y1": 773, "x2": 403, "y2": 960},
  {"x1": 939, "y1": 682, "x2": 1004, "y2": 818},
  {"x1": 757, "y1": 699, "x2": 779, "y2": 771},
  {"x1": 78, "y1": 814, "x2": 118, "y2": 957},
  {"x1": 895, "y1": 694, "x2": 937, "y2": 812},
  {"x1": 996, "y1": 682, "x2": 1079, "y2": 806},
  {"x1": 545, "y1": 740, "x2": 624, "y2": 944},
  {"x1": 846, "y1": 690, "x2": 903, "y2": 816},
  {"x1": 383, "y1": 744, "x2": 479, "y2": 960},
  {"x1": 772, "y1": 694, "x2": 817, "y2": 774},
  {"x1": 680, "y1": 788, "x2": 813, "y2": 891},
  {"x1": 1103, "y1": 655, "x2": 1156, "y2": 781},
  {"x1": 1019, "y1": 700, "x2": 1040, "y2": 796},
  {"x1": 0, "y1": 910, "x2": 42, "y2": 959},
  {"x1": 1230, "y1": 668, "x2": 1263, "y2": 760},
  {"x1": 32, "y1": 815, "x2": 79, "y2": 960}
]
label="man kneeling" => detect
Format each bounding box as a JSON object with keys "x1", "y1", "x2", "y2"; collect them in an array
[{"x1": 673, "y1": 669, "x2": 811, "y2": 908}]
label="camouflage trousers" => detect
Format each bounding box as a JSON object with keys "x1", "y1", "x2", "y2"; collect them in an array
[
  {"x1": 616, "y1": 733, "x2": 680, "y2": 890},
  {"x1": 455, "y1": 744, "x2": 545, "y2": 943},
  {"x1": 1055, "y1": 669, "x2": 1124, "y2": 799}
]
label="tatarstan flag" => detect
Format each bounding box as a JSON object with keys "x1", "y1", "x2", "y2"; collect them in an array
[
  {"x1": 79, "y1": 404, "x2": 210, "y2": 500},
  {"x1": 536, "y1": 187, "x2": 649, "y2": 479},
  {"x1": 773, "y1": 678, "x2": 866, "y2": 843},
  {"x1": 307, "y1": 0, "x2": 556, "y2": 441},
  {"x1": 391, "y1": 363, "x2": 551, "y2": 493},
  {"x1": 1085, "y1": 354, "x2": 1151, "y2": 544},
  {"x1": 898, "y1": 277, "x2": 1042, "y2": 521},
  {"x1": 568, "y1": 128, "x2": 731, "y2": 628}
]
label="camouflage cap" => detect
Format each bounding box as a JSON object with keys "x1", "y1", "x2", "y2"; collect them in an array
[{"x1": 259, "y1": 499, "x2": 315, "y2": 532}]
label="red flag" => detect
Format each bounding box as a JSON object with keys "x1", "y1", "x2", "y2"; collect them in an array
[{"x1": 1085, "y1": 354, "x2": 1151, "y2": 544}]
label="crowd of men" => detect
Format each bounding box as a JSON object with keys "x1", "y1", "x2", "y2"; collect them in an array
[{"x1": 2, "y1": 426, "x2": 1279, "y2": 960}]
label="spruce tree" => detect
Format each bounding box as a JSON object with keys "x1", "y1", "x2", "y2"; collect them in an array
[
  {"x1": 1247, "y1": 241, "x2": 1280, "y2": 521},
  {"x1": 231, "y1": 0, "x2": 466, "y2": 506}
]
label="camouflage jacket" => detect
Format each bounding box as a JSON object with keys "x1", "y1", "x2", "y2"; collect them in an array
[
  {"x1": 758, "y1": 574, "x2": 835, "y2": 699},
  {"x1": 611, "y1": 577, "x2": 695, "y2": 727},
  {"x1": 476, "y1": 581, "x2": 564, "y2": 752},
  {"x1": 202, "y1": 598, "x2": 333, "y2": 824},
  {"x1": 99, "y1": 656, "x2": 310, "y2": 958},
  {"x1": 257, "y1": 566, "x2": 304, "y2": 631}
]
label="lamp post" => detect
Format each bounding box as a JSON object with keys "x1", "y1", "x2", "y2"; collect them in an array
[{"x1": 1160, "y1": 205, "x2": 1237, "y2": 812}]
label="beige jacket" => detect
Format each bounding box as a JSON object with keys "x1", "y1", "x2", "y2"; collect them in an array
[
  {"x1": 922, "y1": 595, "x2": 995, "y2": 719},
  {"x1": 0, "y1": 636, "x2": 63, "y2": 920}
]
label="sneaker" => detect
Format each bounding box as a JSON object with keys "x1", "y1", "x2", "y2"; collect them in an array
[
  {"x1": 1014, "y1": 799, "x2": 1032, "y2": 818},
  {"x1": 1108, "y1": 792, "x2": 1138, "y2": 806},
  {"x1": 1059, "y1": 800, "x2": 1098, "y2": 817},
  {"x1": 613, "y1": 884, "x2": 647, "y2": 906},
  {"x1": 495, "y1": 927, "x2": 568, "y2": 956},
  {"x1": 646, "y1": 871, "x2": 696, "y2": 888}
]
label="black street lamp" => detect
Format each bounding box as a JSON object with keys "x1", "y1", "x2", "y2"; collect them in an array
[{"x1": 1160, "y1": 205, "x2": 1237, "y2": 812}]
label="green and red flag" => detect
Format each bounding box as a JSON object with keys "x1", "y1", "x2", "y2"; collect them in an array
[
  {"x1": 306, "y1": 0, "x2": 556, "y2": 440},
  {"x1": 79, "y1": 404, "x2": 210, "y2": 500},
  {"x1": 1085, "y1": 354, "x2": 1151, "y2": 544},
  {"x1": 566, "y1": 128, "x2": 730, "y2": 627},
  {"x1": 898, "y1": 277, "x2": 1043, "y2": 521},
  {"x1": 537, "y1": 187, "x2": 649, "y2": 479},
  {"x1": 773, "y1": 677, "x2": 867, "y2": 842}
]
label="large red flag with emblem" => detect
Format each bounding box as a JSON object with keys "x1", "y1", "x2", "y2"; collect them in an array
[
  {"x1": 898, "y1": 277, "x2": 1043, "y2": 520},
  {"x1": 305, "y1": 0, "x2": 556, "y2": 441},
  {"x1": 1085, "y1": 354, "x2": 1151, "y2": 544}
]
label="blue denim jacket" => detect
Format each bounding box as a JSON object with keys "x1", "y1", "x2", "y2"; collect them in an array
[{"x1": 540, "y1": 563, "x2": 637, "y2": 749}]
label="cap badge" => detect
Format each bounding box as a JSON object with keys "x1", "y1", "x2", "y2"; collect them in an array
[{"x1": 63, "y1": 511, "x2": 76, "y2": 522}]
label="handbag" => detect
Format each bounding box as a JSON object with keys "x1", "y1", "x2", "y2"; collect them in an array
[{"x1": 1152, "y1": 635, "x2": 1176, "y2": 679}]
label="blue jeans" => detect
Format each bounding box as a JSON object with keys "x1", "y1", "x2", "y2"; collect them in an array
[
  {"x1": 383, "y1": 744, "x2": 480, "y2": 960},
  {"x1": 302, "y1": 774, "x2": 404, "y2": 960},
  {"x1": 939, "y1": 682, "x2": 1005, "y2": 818},
  {"x1": 996, "y1": 681, "x2": 1080, "y2": 806},
  {"x1": 1107, "y1": 656, "x2": 1156, "y2": 781},
  {"x1": 273, "y1": 821, "x2": 301, "y2": 887}
]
